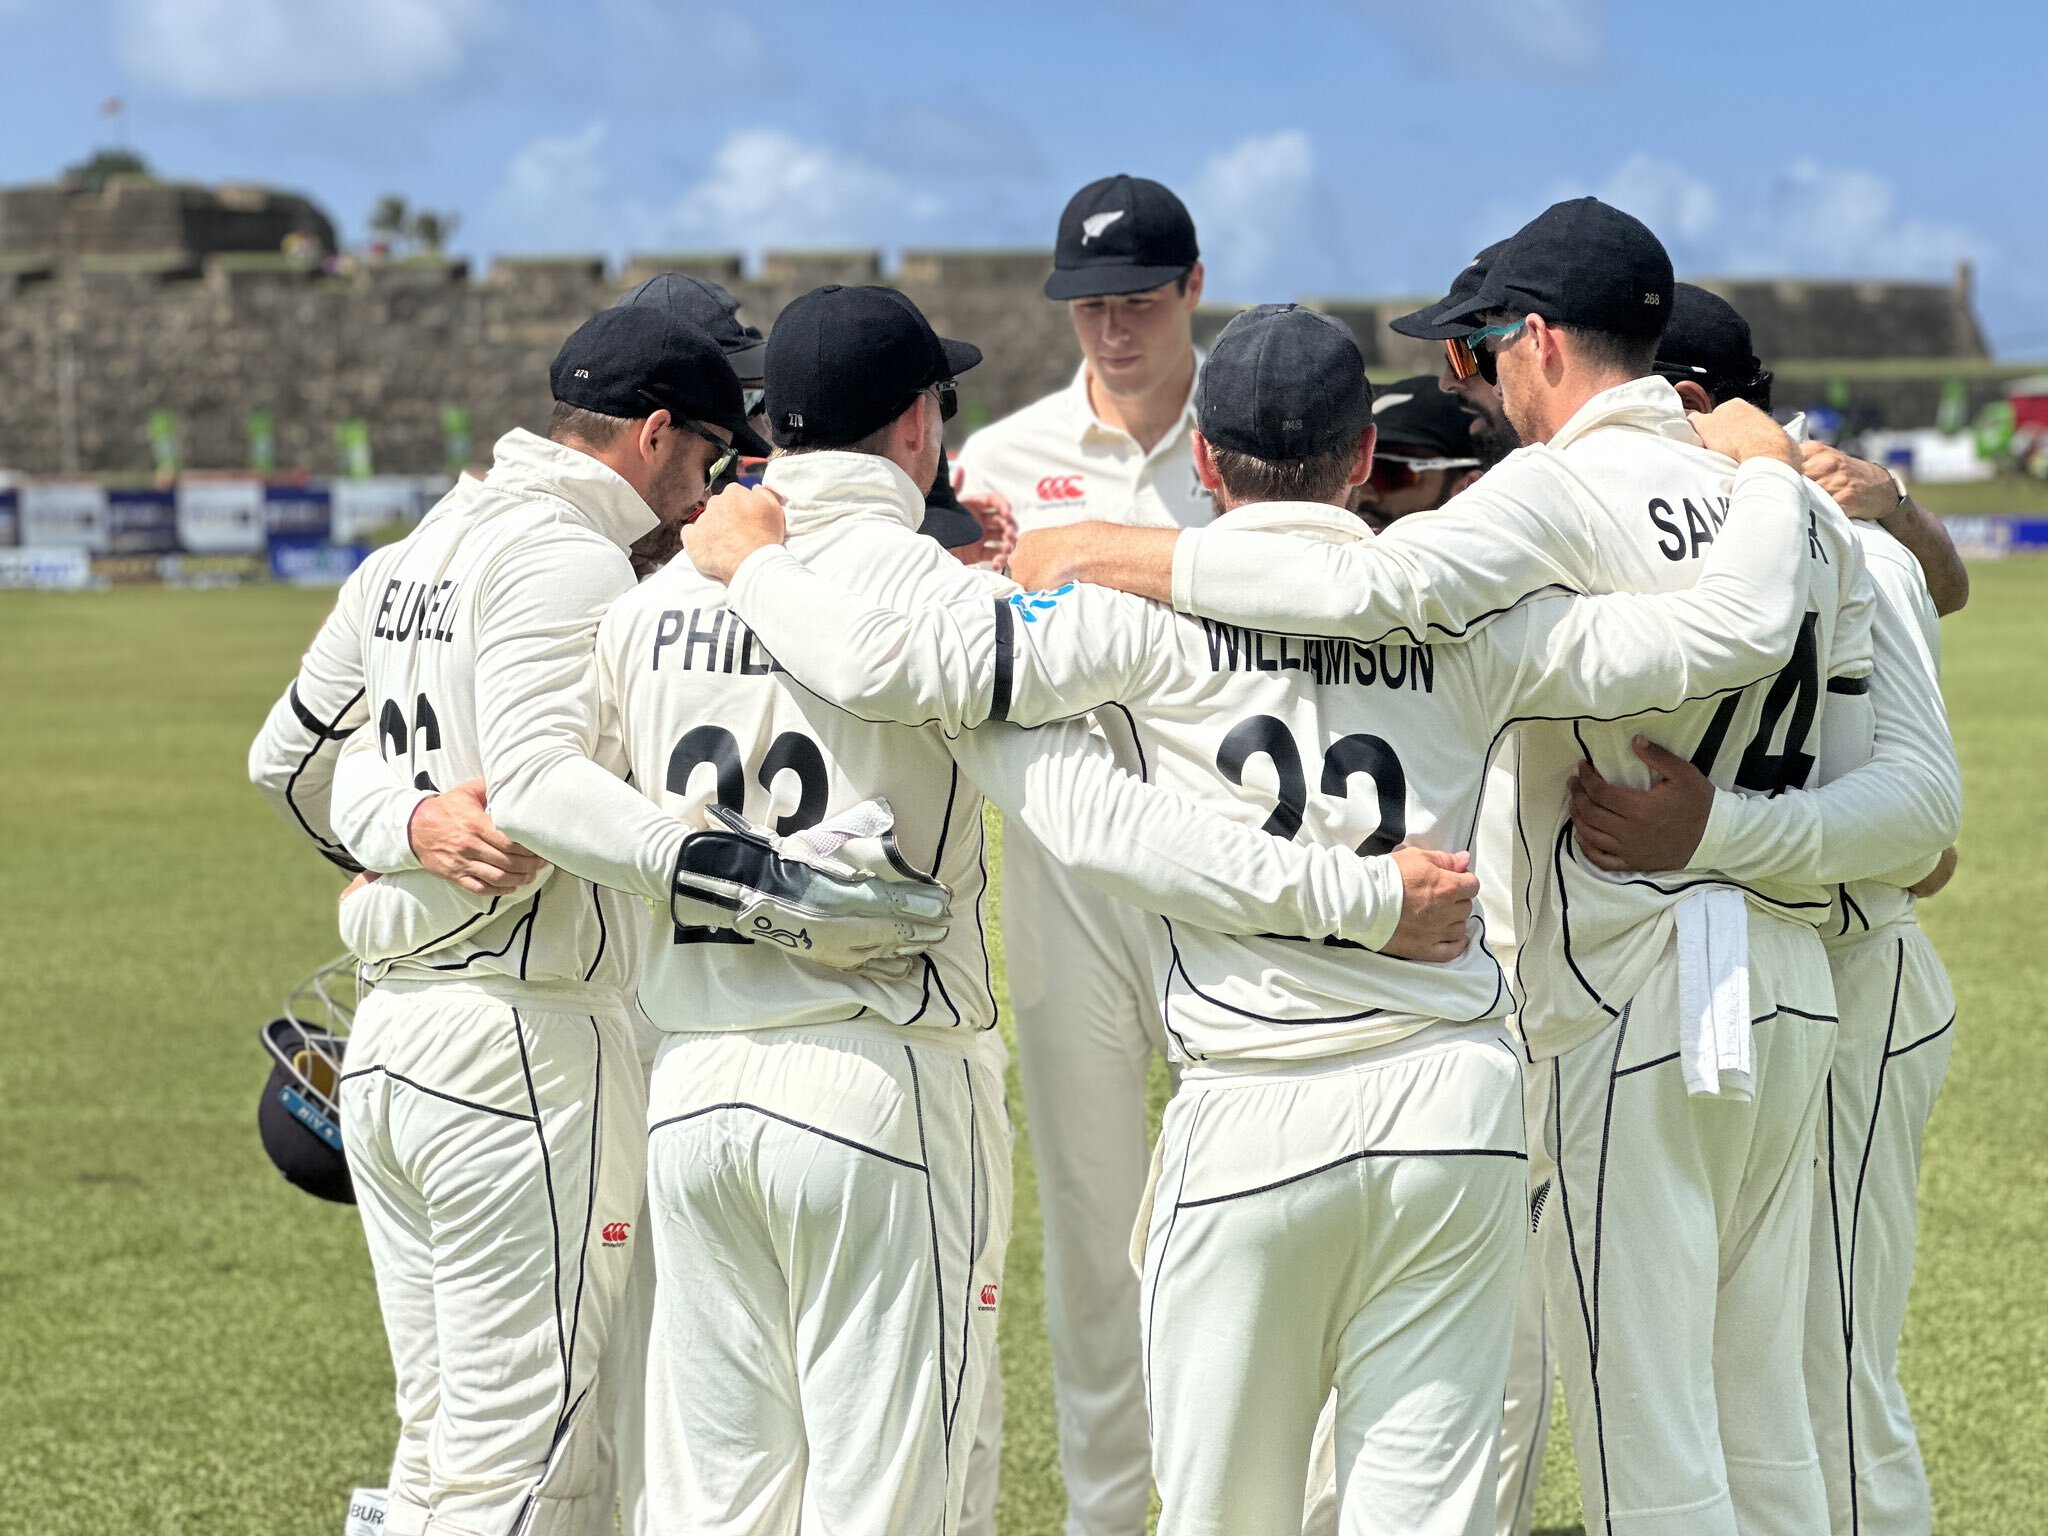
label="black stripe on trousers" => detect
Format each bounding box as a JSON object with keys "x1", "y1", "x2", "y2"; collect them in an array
[
  {"x1": 1550, "y1": 1036, "x2": 1615, "y2": 1531},
  {"x1": 1839, "y1": 938, "x2": 1907, "y2": 1534},
  {"x1": 904, "y1": 1047, "x2": 953, "y2": 1478},
  {"x1": 1142, "y1": 1093, "x2": 1205, "y2": 1438}
]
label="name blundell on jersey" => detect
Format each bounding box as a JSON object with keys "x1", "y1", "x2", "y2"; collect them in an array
[{"x1": 369, "y1": 577, "x2": 462, "y2": 644}]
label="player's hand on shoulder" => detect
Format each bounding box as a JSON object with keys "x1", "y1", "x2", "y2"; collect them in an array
[
  {"x1": 1379, "y1": 846, "x2": 1479, "y2": 963},
  {"x1": 1688, "y1": 399, "x2": 1799, "y2": 469},
  {"x1": 1799, "y1": 442, "x2": 1899, "y2": 522},
  {"x1": 684, "y1": 483, "x2": 787, "y2": 584},
  {"x1": 1568, "y1": 737, "x2": 1712, "y2": 874},
  {"x1": 407, "y1": 779, "x2": 548, "y2": 896}
]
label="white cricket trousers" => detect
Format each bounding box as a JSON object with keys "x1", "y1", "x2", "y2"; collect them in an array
[
  {"x1": 996, "y1": 825, "x2": 1169, "y2": 1536},
  {"x1": 341, "y1": 979, "x2": 648, "y2": 1536},
  {"x1": 1299, "y1": 1057, "x2": 1555, "y2": 1536},
  {"x1": 644, "y1": 1019, "x2": 1012, "y2": 1536},
  {"x1": 1142, "y1": 1027, "x2": 1528, "y2": 1536},
  {"x1": 1806, "y1": 924, "x2": 1954, "y2": 1536},
  {"x1": 1495, "y1": 1059, "x2": 1555, "y2": 1536},
  {"x1": 1541, "y1": 913, "x2": 1839, "y2": 1536}
]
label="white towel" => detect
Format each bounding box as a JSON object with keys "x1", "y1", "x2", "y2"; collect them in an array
[{"x1": 1676, "y1": 887, "x2": 1753, "y2": 1100}]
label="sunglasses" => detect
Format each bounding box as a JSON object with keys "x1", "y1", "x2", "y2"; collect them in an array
[
  {"x1": 680, "y1": 420, "x2": 739, "y2": 484},
  {"x1": 932, "y1": 378, "x2": 959, "y2": 422},
  {"x1": 1366, "y1": 451, "x2": 1482, "y2": 493},
  {"x1": 1443, "y1": 319, "x2": 1528, "y2": 386}
]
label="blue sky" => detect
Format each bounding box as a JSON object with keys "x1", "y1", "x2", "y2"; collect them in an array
[{"x1": 3, "y1": 0, "x2": 2038, "y2": 354}]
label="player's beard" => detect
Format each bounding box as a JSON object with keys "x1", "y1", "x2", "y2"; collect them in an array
[
  {"x1": 1470, "y1": 407, "x2": 1521, "y2": 469},
  {"x1": 629, "y1": 517, "x2": 682, "y2": 580}
]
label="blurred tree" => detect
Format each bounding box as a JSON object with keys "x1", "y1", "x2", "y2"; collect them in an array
[
  {"x1": 369, "y1": 194, "x2": 410, "y2": 252},
  {"x1": 66, "y1": 148, "x2": 151, "y2": 192},
  {"x1": 410, "y1": 210, "x2": 458, "y2": 256}
]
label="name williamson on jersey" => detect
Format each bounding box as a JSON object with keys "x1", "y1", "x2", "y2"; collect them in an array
[{"x1": 1200, "y1": 620, "x2": 1436, "y2": 693}]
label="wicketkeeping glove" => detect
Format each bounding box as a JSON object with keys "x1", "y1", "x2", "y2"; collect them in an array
[{"x1": 671, "y1": 798, "x2": 950, "y2": 976}]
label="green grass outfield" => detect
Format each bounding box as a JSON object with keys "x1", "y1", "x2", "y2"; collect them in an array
[{"x1": 1, "y1": 567, "x2": 2042, "y2": 1535}]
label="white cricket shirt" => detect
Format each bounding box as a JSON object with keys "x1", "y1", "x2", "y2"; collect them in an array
[
  {"x1": 723, "y1": 460, "x2": 1817, "y2": 1065},
  {"x1": 603, "y1": 450, "x2": 1410, "y2": 1040},
  {"x1": 323, "y1": 429, "x2": 696, "y2": 993},
  {"x1": 955, "y1": 356, "x2": 1213, "y2": 533},
  {"x1": 1164, "y1": 377, "x2": 1876, "y2": 1059}
]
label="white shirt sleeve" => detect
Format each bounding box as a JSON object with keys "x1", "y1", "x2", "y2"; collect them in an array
[
  {"x1": 726, "y1": 545, "x2": 1013, "y2": 733},
  {"x1": 471, "y1": 532, "x2": 686, "y2": 902},
  {"x1": 1690, "y1": 567, "x2": 1960, "y2": 886},
  {"x1": 329, "y1": 726, "x2": 431, "y2": 874},
  {"x1": 726, "y1": 545, "x2": 1172, "y2": 733},
  {"x1": 946, "y1": 718, "x2": 1405, "y2": 950},
  {"x1": 1485, "y1": 458, "x2": 1811, "y2": 721},
  {"x1": 1169, "y1": 455, "x2": 1601, "y2": 642},
  {"x1": 338, "y1": 869, "x2": 536, "y2": 964},
  {"x1": 246, "y1": 577, "x2": 373, "y2": 871}
]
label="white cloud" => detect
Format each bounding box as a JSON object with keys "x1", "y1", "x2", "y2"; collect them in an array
[
  {"x1": 483, "y1": 120, "x2": 621, "y2": 251},
  {"x1": 1349, "y1": 0, "x2": 1606, "y2": 74},
  {"x1": 1576, "y1": 155, "x2": 1989, "y2": 284},
  {"x1": 1594, "y1": 154, "x2": 1721, "y2": 246},
  {"x1": 113, "y1": 0, "x2": 490, "y2": 101},
  {"x1": 661, "y1": 129, "x2": 945, "y2": 253},
  {"x1": 478, "y1": 123, "x2": 950, "y2": 261},
  {"x1": 1188, "y1": 130, "x2": 1351, "y2": 302}
]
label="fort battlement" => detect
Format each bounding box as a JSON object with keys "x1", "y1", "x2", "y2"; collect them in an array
[{"x1": 0, "y1": 179, "x2": 2009, "y2": 476}]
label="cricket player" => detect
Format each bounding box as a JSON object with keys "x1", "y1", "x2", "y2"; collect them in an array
[
  {"x1": 1384, "y1": 250, "x2": 1554, "y2": 1536},
  {"x1": 1347, "y1": 375, "x2": 1483, "y2": 532},
  {"x1": 1006, "y1": 199, "x2": 1897, "y2": 1535},
  {"x1": 688, "y1": 301, "x2": 1830, "y2": 1534},
  {"x1": 1566, "y1": 285, "x2": 1964, "y2": 1536},
  {"x1": 609, "y1": 283, "x2": 1465, "y2": 1535},
  {"x1": 267, "y1": 305, "x2": 953, "y2": 1536},
  {"x1": 949, "y1": 173, "x2": 1213, "y2": 1536}
]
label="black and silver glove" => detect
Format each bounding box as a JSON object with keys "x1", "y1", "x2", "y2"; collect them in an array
[{"x1": 671, "y1": 798, "x2": 950, "y2": 975}]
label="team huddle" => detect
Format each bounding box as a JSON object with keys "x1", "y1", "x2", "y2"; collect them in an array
[{"x1": 247, "y1": 175, "x2": 1964, "y2": 1536}]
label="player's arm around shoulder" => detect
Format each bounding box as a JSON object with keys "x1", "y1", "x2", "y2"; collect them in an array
[
  {"x1": 1174, "y1": 453, "x2": 1598, "y2": 646},
  {"x1": 246, "y1": 562, "x2": 376, "y2": 863},
  {"x1": 946, "y1": 714, "x2": 1462, "y2": 955},
  {"x1": 1490, "y1": 452, "x2": 1812, "y2": 724}
]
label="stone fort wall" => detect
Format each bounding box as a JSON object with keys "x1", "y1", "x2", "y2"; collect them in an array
[{"x1": 0, "y1": 179, "x2": 2002, "y2": 477}]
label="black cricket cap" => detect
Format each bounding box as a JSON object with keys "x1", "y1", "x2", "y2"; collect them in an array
[
  {"x1": 1045, "y1": 174, "x2": 1199, "y2": 301},
  {"x1": 920, "y1": 446, "x2": 983, "y2": 550},
  {"x1": 764, "y1": 284, "x2": 981, "y2": 450},
  {"x1": 619, "y1": 272, "x2": 768, "y2": 380},
  {"x1": 1197, "y1": 304, "x2": 1374, "y2": 462},
  {"x1": 1443, "y1": 197, "x2": 1673, "y2": 338},
  {"x1": 552, "y1": 305, "x2": 771, "y2": 455},
  {"x1": 1371, "y1": 376, "x2": 1484, "y2": 462},
  {"x1": 1390, "y1": 240, "x2": 1509, "y2": 341},
  {"x1": 257, "y1": 1017, "x2": 355, "y2": 1205},
  {"x1": 1656, "y1": 283, "x2": 1772, "y2": 408}
]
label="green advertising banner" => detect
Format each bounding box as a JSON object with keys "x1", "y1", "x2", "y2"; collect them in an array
[
  {"x1": 247, "y1": 409, "x2": 277, "y2": 475},
  {"x1": 335, "y1": 419, "x2": 373, "y2": 479},
  {"x1": 148, "y1": 409, "x2": 180, "y2": 476},
  {"x1": 441, "y1": 405, "x2": 473, "y2": 472}
]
